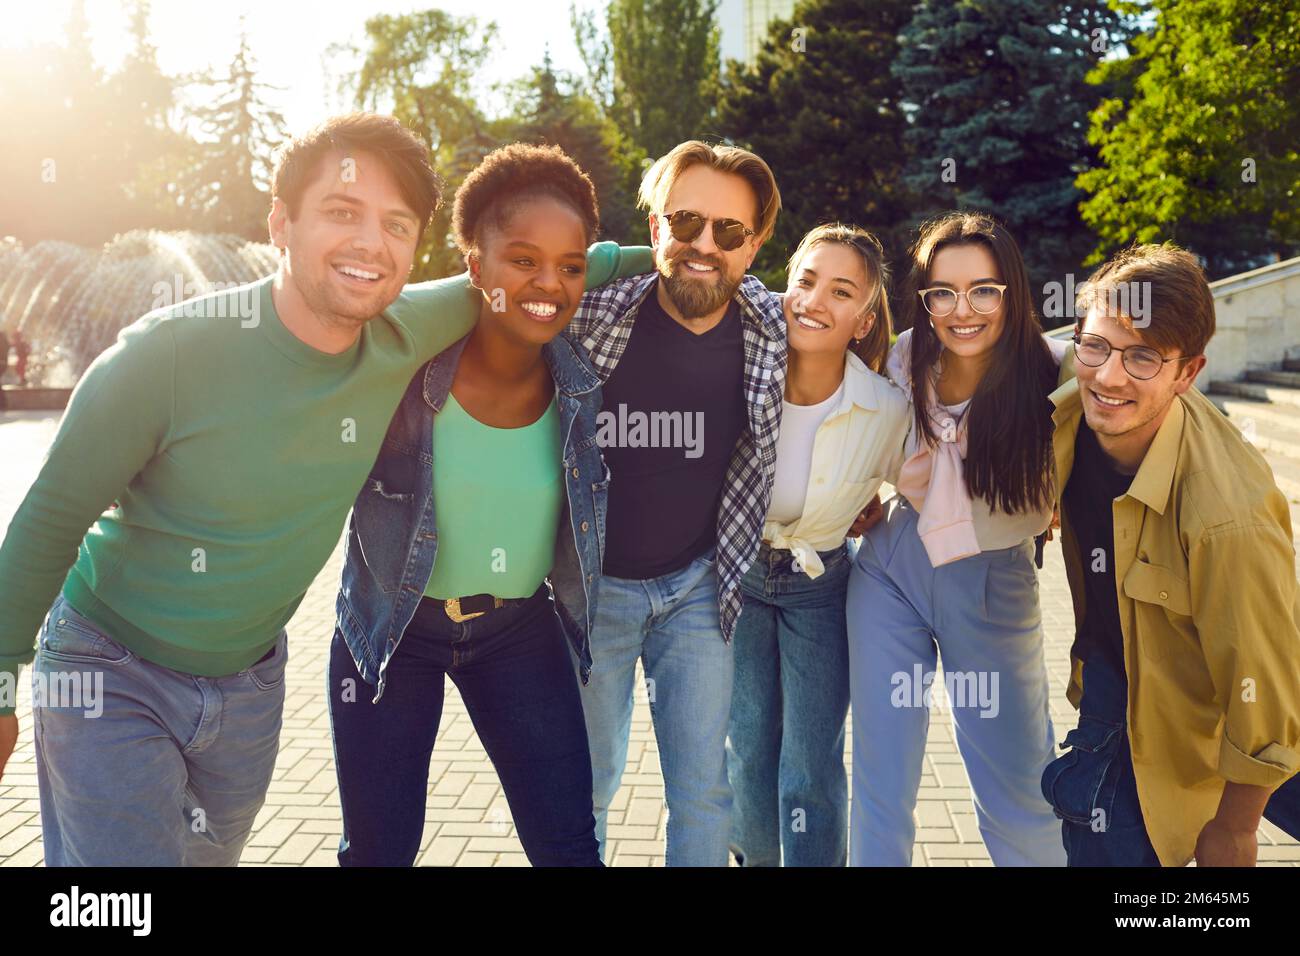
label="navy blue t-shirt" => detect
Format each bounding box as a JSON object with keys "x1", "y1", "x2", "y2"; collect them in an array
[{"x1": 599, "y1": 283, "x2": 747, "y2": 579}]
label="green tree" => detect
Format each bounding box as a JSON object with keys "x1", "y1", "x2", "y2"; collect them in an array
[
  {"x1": 573, "y1": 0, "x2": 722, "y2": 159},
  {"x1": 893, "y1": 0, "x2": 1130, "y2": 297},
  {"x1": 505, "y1": 52, "x2": 645, "y2": 243},
  {"x1": 332, "y1": 9, "x2": 498, "y2": 277},
  {"x1": 175, "y1": 29, "x2": 288, "y2": 240},
  {"x1": 1078, "y1": 0, "x2": 1300, "y2": 276},
  {"x1": 0, "y1": 0, "x2": 192, "y2": 243},
  {"x1": 719, "y1": 0, "x2": 916, "y2": 288}
]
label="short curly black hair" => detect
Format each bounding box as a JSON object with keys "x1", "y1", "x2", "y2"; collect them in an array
[{"x1": 452, "y1": 142, "x2": 600, "y2": 255}]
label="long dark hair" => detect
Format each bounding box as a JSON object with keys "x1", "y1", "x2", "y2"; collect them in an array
[{"x1": 905, "y1": 213, "x2": 1057, "y2": 515}]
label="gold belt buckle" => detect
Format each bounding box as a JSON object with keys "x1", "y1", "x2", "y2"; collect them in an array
[{"x1": 444, "y1": 596, "x2": 503, "y2": 623}]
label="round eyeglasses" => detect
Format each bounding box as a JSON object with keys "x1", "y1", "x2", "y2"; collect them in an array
[
  {"x1": 917, "y1": 284, "x2": 1006, "y2": 317},
  {"x1": 1072, "y1": 331, "x2": 1192, "y2": 381}
]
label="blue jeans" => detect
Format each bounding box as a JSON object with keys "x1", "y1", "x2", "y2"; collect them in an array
[
  {"x1": 577, "y1": 548, "x2": 733, "y2": 866},
  {"x1": 846, "y1": 497, "x2": 1065, "y2": 866},
  {"x1": 329, "y1": 585, "x2": 600, "y2": 866},
  {"x1": 727, "y1": 541, "x2": 851, "y2": 867},
  {"x1": 33, "y1": 593, "x2": 287, "y2": 866},
  {"x1": 1045, "y1": 643, "x2": 1300, "y2": 865}
]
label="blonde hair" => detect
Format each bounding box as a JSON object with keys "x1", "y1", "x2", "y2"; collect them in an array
[
  {"x1": 637, "y1": 140, "x2": 782, "y2": 244},
  {"x1": 787, "y1": 223, "x2": 893, "y2": 374}
]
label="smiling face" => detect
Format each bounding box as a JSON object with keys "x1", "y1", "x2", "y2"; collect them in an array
[
  {"x1": 269, "y1": 148, "x2": 420, "y2": 327},
  {"x1": 924, "y1": 243, "x2": 1006, "y2": 360},
  {"x1": 469, "y1": 195, "x2": 589, "y2": 347},
  {"x1": 784, "y1": 241, "x2": 875, "y2": 358},
  {"x1": 1075, "y1": 304, "x2": 1202, "y2": 442},
  {"x1": 649, "y1": 164, "x2": 761, "y2": 319}
]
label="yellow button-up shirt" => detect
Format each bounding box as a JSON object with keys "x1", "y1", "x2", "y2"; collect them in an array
[
  {"x1": 763, "y1": 352, "x2": 911, "y2": 577},
  {"x1": 1051, "y1": 357, "x2": 1300, "y2": 866}
]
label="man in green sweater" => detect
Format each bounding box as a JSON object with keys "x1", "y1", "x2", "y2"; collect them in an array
[{"x1": 0, "y1": 112, "x2": 639, "y2": 865}]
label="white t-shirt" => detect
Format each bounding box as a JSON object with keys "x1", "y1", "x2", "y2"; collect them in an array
[{"x1": 768, "y1": 382, "x2": 845, "y2": 525}]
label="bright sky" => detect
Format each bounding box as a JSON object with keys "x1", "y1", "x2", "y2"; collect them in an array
[{"x1": 1, "y1": 0, "x2": 622, "y2": 131}]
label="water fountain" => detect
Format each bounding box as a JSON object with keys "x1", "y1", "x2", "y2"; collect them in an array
[{"x1": 0, "y1": 231, "x2": 278, "y2": 390}]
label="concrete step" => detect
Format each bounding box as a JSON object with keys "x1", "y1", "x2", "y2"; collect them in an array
[
  {"x1": 1246, "y1": 369, "x2": 1300, "y2": 389},
  {"x1": 1254, "y1": 446, "x2": 1300, "y2": 505},
  {"x1": 1206, "y1": 380, "x2": 1300, "y2": 407},
  {"x1": 1213, "y1": 397, "x2": 1300, "y2": 462}
]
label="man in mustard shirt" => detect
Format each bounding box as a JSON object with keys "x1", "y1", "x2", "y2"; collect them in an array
[{"x1": 1044, "y1": 242, "x2": 1300, "y2": 866}]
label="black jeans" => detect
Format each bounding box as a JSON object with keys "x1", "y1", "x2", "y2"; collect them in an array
[{"x1": 329, "y1": 585, "x2": 601, "y2": 866}]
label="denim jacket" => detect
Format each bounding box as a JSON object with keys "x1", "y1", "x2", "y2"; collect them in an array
[{"x1": 334, "y1": 332, "x2": 608, "y2": 703}]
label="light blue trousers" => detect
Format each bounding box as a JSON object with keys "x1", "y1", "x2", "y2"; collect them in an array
[{"x1": 846, "y1": 497, "x2": 1065, "y2": 866}]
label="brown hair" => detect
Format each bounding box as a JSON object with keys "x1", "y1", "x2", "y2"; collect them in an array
[
  {"x1": 1074, "y1": 243, "x2": 1215, "y2": 359},
  {"x1": 905, "y1": 212, "x2": 1058, "y2": 515},
  {"x1": 271, "y1": 112, "x2": 441, "y2": 242},
  {"x1": 786, "y1": 223, "x2": 893, "y2": 374},
  {"x1": 637, "y1": 140, "x2": 781, "y2": 243},
  {"x1": 453, "y1": 143, "x2": 599, "y2": 254}
]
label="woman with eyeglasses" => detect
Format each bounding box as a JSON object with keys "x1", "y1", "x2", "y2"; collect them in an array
[
  {"x1": 726, "y1": 224, "x2": 911, "y2": 867},
  {"x1": 845, "y1": 212, "x2": 1068, "y2": 867}
]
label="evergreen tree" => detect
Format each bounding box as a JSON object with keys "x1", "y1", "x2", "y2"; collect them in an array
[
  {"x1": 507, "y1": 52, "x2": 644, "y2": 243},
  {"x1": 893, "y1": 0, "x2": 1130, "y2": 299},
  {"x1": 176, "y1": 28, "x2": 288, "y2": 239},
  {"x1": 719, "y1": 0, "x2": 915, "y2": 287}
]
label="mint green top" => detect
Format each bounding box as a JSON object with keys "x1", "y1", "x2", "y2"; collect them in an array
[
  {"x1": 0, "y1": 243, "x2": 655, "y2": 715},
  {"x1": 423, "y1": 394, "x2": 563, "y2": 600}
]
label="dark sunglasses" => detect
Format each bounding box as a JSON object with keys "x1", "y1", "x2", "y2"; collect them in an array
[{"x1": 661, "y1": 210, "x2": 756, "y2": 252}]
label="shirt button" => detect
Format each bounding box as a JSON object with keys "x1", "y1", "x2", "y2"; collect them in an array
[
  {"x1": 581, "y1": 521, "x2": 590, "y2": 532},
  {"x1": 1158, "y1": 590, "x2": 1169, "y2": 600},
  {"x1": 572, "y1": 467, "x2": 580, "y2": 478},
  {"x1": 587, "y1": 574, "x2": 593, "y2": 582}
]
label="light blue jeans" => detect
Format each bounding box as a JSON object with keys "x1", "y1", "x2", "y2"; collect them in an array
[
  {"x1": 846, "y1": 497, "x2": 1064, "y2": 866},
  {"x1": 727, "y1": 541, "x2": 852, "y2": 866},
  {"x1": 576, "y1": 548, "x2": 734, "y2": 867},
  {"x1": 33, "y1": 593, "x2": 287, "y2": 866}
]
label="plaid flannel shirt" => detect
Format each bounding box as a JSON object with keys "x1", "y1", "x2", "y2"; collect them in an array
[{"x1": 566, "y1": 272, "x2": 787, "y2": 641}]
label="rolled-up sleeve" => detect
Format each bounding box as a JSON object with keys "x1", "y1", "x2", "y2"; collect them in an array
[{"x1": 1191, "y1": 516, "x2": 1300, "y2": 788}]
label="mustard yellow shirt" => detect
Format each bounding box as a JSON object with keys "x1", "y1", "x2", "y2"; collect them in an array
[{"x1": 1051, "y1": 355, "x2": 1300, "y2": 866}]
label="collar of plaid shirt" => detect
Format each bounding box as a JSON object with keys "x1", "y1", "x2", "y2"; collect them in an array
[{"x1": 568, "y1": 271, "x2": 789, "y2": 640}]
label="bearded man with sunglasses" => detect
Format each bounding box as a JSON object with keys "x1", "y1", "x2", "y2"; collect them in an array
[
  {"x1": 563, "y1": 140, "x2": 785, "y2": 866},
  {"x1": 1044, "y1": 243, "x2": 1300, "y2": 866}
]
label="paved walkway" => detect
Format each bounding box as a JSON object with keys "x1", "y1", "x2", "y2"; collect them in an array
[{"x1": 0, "y1": 409, "x2": 1296, "y2": 866}]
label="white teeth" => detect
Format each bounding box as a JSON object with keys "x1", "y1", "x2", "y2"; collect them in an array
[
  {"x1": 949, "y1": 325, "x2": 985, "y2": 336},
  {"x1": 520, "y1": 301, "x2": 559, "y2": 317},
  {"x1": 684, "y1": 261, "x2": 716, "y2": 272},
  {"x1": 795, "y1": 315, "x2": 828, "y2": 330},
  {"x1": 1093, "y1": 391, "x2": 1130, "y2": 406},
  {"x1": 337, "y1": 265, "x2": 379, "y2": 280}
]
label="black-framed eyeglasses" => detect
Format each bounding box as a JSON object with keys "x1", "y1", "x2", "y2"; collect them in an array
[
  {"x1": 1072, "y1": 331, "x2": 1194, "y2": 381},
  {"x1": 661, "y1": 210, "x2": 755, "y2": 252},
  {"x1": 917, "y1": 283, "x2": 1006, "y2": 317}
]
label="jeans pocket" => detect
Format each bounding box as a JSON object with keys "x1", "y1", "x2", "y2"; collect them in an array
[
  {"x1": 41, "y1": 602, "x2": 134, "y2": 667},
  {"x1": 1041, "y1": 716, "x2": 1124, "y2": 828},
  {"x1": 244, "y1": 633, "x2": 289, "y2": 691}
]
